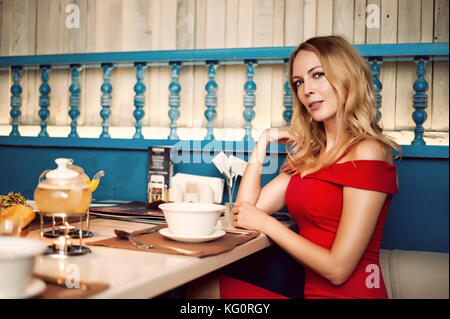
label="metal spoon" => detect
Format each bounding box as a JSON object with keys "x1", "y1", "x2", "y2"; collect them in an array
[
  {"x1": 114, "y1": 229, "x2": 203, "y2": 257},
  {"x1": 223, "y1": 229, "x2": 254, "y2": 235},
  {"x1": 129, "y1": 227, "x2": 160, "y2": 237}
]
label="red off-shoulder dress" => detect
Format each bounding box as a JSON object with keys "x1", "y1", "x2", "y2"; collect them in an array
[{"x1": 220, "y1": 155, "x2": 398, "y2": 299}]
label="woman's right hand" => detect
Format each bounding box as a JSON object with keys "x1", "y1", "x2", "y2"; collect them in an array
[
  {"x1": 258, "y1": 128, "x2": 294, "y2": 146},
  {"x1": 252, "y1": 128, "x2": 294, "y2": 166}
]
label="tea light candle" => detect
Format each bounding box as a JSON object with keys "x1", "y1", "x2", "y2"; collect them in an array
[
  {"x1": 58, "y1": 224, "x2": 75, "y2": 233},
  {"x1": 53, "y1": 237, "x2": 64, "y2": 253},
  {"x1": 53, "y1": 236, "x2": 73, "y2": 254}
]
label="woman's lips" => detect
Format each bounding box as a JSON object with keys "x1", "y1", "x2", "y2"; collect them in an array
[{"x1": 309, "y1": 101, "x2": 323, "y2": 110}]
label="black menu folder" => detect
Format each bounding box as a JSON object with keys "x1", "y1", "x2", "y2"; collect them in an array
[{"x1": 89, "y1": 201, "x2": 165, "y2": 224}]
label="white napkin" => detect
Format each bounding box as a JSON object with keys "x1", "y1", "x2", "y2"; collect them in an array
[
  {"x1": 211, "y1": 151, "x2": 228, "y2": 175},
  {"x1": 227, "y1": 155, "x2": 247, "y2": 176},
  {"x1": 212, "y1": 151, "x2": 247, "y2": 179}
]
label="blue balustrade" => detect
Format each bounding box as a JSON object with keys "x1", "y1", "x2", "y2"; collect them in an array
[
  {"x1": 243, "y1": 61, "x2": 256, "y2": 141},
  {"x1": 168, "y1": 62, "x2": 181, "y2": 140},
  {"x1": 9, "y1": 67, "x2": 22, "y2": 137},
  {"x1": 0, "y1": 43, "x2": 447, "y2": 143},
  {"x1": 38, "y1": 66, "x2": 51, "y2": 137},
  {"x1": 370, "y1": 58, "x2": 382, "y2": 123},
  {"x1": 283, "y1": 61, "x2": 293, "y2": 126},
  {"x1": 133, "y1": 62, "x2": 146, "y2": 139},
  {"x1": 100, "y1": 63, "x2": 113, "y2": 138},
  {"x1": 68, "y1": 65, "x2": 82, "y2": 138},
  {"x1": 204, "y1": 62, "x2": 218, "y2": 140},
  {"x1": 411, "y1": 58, "x2": 429, "y2": 145}
]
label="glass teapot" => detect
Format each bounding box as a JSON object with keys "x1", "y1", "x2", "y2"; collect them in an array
[
  {"x1": 34, "y1": 158, "x2": 104, "y2": 216},
  {"x1": 67, "y1": 160, "x2": 104, "y2": 193}
]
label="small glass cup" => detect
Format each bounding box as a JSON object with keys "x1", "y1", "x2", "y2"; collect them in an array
[
  {"x1": 0, "y1": 218, "x2": 21, "y2": 236},
  {"x1": 222, "y1": 202, "x2": 234, "y2": 229},
  {"x1": 222, "y1": 172, "x2": 237, "y2": 229}
]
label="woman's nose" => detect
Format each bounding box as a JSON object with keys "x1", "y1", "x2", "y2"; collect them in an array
[{"x1": 303, "y1": 79, "x2": 315, "y2": 96}]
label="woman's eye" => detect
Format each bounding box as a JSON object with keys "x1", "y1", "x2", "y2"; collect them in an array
[
  {"x1": 313, "y1": 72, "x2": 325, "y2": 79},
  {"x1": 294, "y1": 79, "x2": 303, "y2": 87}
]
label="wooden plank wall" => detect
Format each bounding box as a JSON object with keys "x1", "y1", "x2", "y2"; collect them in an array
[{"x1": 0, "y1": 0, "x2": 448, "y2": 137}]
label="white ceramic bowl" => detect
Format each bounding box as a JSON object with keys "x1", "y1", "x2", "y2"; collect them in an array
[
  {"x1": 159, "y1": 202, "x2": 225, "y2": 237},
  {"x1": 0, "y1": 237, "x2": 47, "y2": 298}
]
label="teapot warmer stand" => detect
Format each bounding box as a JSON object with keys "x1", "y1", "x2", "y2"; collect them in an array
[
  {"x1": 43, "y1": 229, "x2": 94, "y2": 239},
  {"x1": 40, "y1": 213, "x2": 92, "y2": 258},
  {"x1": 44, "y1": 245, "x2": 91, "y2": 257}
]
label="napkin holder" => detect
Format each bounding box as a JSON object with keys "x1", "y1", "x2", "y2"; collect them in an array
[{"x1": 171, "y1": 173, "x2": 224, "y2": 204}]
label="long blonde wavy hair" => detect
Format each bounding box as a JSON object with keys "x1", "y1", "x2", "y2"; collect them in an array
[{"x1": 284, "y1": 35, "x2": 401, "y2": 174}]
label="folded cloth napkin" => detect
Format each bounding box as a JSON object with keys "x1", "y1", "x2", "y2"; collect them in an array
[
  {"x1": 87, "y1": 224, "x2": 260, "y2": 258},
  {"x1": 33, "y1": 274, "x2": 109, "y2": 299}
]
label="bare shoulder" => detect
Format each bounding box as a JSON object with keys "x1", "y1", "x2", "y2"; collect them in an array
[
  {"x1": 277, "y1": 171, "x2": 294, "y2": 183},
  {"x1": 351, "y1": 139, "x2": 393, "y2": 164},
  {"x1": 262, "y1": 171, "x2": 293, "y2": 190}
]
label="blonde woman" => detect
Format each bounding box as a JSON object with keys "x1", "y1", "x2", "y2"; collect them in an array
[{"x1": 221, "y1": 36, "x2": 401, "y2": 299}]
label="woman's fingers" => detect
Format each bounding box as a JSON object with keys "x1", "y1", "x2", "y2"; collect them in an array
[
  {"x1": 232, "y1": 209, "x2": 239, "y2": 226},
  {"x1": 258, "y1": 128, "x2": 294, "y2": 146},
  {"x1": 268, "y1": 128, "x2": 294, "y2": 144},
  {"x1": 232, "y1": 206, "x2": 242, "y2": 224}
]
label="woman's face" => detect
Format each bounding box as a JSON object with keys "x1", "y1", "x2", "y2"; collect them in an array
[{"x1": 292, "y1": 50, "x2": 341, "y2": 123}]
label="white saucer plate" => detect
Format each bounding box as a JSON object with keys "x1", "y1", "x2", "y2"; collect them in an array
[
  {"x1": 159, "y1": 228, "x2": 225, "y2": 243},
  {"x1": 0, "y1": 278, "x2": 46, "y2": 299}
]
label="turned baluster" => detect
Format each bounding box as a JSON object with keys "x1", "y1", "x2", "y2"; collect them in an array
[
  {"x1": 99, "y1": 63, "x2": 113, "y2": 138},
  {"x1": 38, "y1": 65, "x2": 51, "y2": 137},
  {"x1": 9, "y1": 66, "x2": 23, "y2": 137},
  {"x1": 282, "y1": 61, "x2": 293, "y2": 126},
  {"x1": 371, "y1": 58, "x2": 383, "y2": 124},
  {"x1": 133, "y1": 62, "x2": 146, "y2": 139},
  {"x1": 243, "y1": 61, "x2": 256, "y2": 141},
  {"x1": 68, "y1": 64, "x2": 82, "y2": 138},
  {"x1": 168, "y1": 62, "x2": 181, "y2": 140},
  {"x1": 411, "y1": 58, "x2": 429, "y2": 145},
  {"x1": 204, "y1": 62, "x2": 218, "y2": 140}
]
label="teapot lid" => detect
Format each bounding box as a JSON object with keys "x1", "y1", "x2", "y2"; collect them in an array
[{"x1": 46, "y1": 158, "x2": 78, "y2": 181}]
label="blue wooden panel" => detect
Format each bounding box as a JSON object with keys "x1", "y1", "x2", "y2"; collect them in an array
[
  {"x1": 1, "y1": 136, "x2": 448, "y2": 158},
  {"x1": 0, "y1": 142, "x2": 447, "y2": 253},
  {"x1": 0, "y1": 145, "x2": 147, "y2": 202},
  {"x1": 382, "y1": 157, "x2": 449, "y2": 253},
  {"x1": 0, "y1": 145, "x2": 282, "y2": 205}
]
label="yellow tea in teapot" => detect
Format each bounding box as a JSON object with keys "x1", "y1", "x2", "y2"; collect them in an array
[{"x1": 34, "y1": 184, "x2": 91, "y2": 216}]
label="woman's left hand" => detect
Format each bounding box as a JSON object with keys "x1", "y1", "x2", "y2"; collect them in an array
[{"x1": 232, "y1": 201, "x2": 272, "y2": 232}]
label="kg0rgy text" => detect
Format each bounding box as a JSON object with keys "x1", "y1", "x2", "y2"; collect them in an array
[{"x1": 180, "y1": 303, "x2": 271, "y2": 316}]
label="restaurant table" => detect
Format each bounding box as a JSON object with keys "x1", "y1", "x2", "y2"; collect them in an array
[{"x1": 29, "y1": 216, "x2": 295, "y2": 299}]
